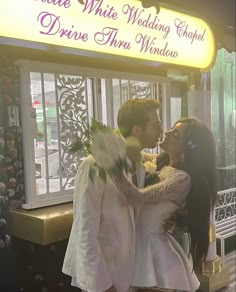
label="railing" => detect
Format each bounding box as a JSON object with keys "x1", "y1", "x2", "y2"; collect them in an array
[
  {"x1": 215, "y1": 188, "x2": 236, "y2": 222},
  {"x1": 215, "y1": 188, "x2": 236, "y2": 265}
]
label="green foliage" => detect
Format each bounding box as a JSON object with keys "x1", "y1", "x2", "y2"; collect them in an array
[
  {"x1": 68, "y1": 138, "x2": 84, "y2": 153},
  {"x1": 91, "y1": 118, "x2": 110, "y2": 132},
  {"x1": 68, "y1": 118, "x2": 128, "y2": 184},
  {"x1": 68, "y1": 118, "x2": 108, "y2": 154}
]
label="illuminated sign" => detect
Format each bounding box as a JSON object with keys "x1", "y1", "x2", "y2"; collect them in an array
[{"x1": 0, "y1": 0, "x2": 216, "y2": 69}]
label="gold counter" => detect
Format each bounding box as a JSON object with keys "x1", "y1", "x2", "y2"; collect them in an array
[{"x1": 9, "y1": 203, "x2": 73, "y2": 245}]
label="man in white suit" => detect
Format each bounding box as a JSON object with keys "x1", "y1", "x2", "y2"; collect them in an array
[{"x1": 62, "y1": 98, "x2": 162, "y2": 292}]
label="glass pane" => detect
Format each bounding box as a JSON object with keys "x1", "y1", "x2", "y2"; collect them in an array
[
  {"x1": 171, "y1": 97, "x2": 182, "y2": 126},
  {"x1": 101, "y1": 78, "x2": 107, "y2": 125},
  {"x1": 121, "y1": 80, "x2": 129, "y2": 103},
  {"x1": 30, "y1": 72, "x2": 89, "y2": 195},
  {"x1": 112, "y1": 79, "x2": 121, "y2": 128},
  {"x1": 211, "y1": 49, "x2": 236, "y2": 190},
  {"x1": 86, "y1": 78, "x2": 94, "y2": 123},
  {"x1": 30, "y1": 72, "x2": 47, "y2": 195},
  {"x1": 30, "y1": 69, "x2": 165, "y2": 198},
  {"x1": 44, "y1": 73, "x2": 60, "y2": 193}
]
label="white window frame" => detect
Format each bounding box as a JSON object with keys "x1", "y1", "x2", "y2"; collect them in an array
[{"x1": 17, "y1": 60, "x2": 170, "y2": 209}]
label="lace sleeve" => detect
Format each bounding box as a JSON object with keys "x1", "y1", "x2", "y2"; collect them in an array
[{"x1": 112, "y1": 170, "x2": 191, "y2": 207}]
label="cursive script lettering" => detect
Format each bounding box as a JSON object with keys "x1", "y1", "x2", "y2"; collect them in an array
[
  {"x1": 82, "y1": 0, "x2": 118, "y2": 20},
  {"x1": 38, "y1": 12, "x2": 88, "y2": 41},
  {"x1": 94, "y1": 27, "x2": 131, "y2": 50},
  {"x1": 122, "y1": 4, "x2": 170, "y2": 39},
  {"x1": 136, "y1": 33, "x2": 178, "y2": 58},
  {"x1": 35, "y1": 0, "x2": 71, "y2": 9},
  {"x1": 175, "y1": 19, "x2": 206, "y2": 44}
]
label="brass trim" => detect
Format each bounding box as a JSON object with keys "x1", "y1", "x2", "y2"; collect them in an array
[
  {"x1": 197, "y1": 267, "x2": 230, "y2": 292},
  {"x1": 209, "y1": 224, "x2": 216, "y2": 243},
  {"x1": 201, "y1": 257, "x2": 223, "y2": 275},
  {"x1": 9, "y1": 203, "x2": 73, "y2": 245}
]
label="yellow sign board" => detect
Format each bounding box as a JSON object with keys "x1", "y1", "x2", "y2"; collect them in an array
[{"x1": 0, "y1": 0, "x2": 215, "y2": 69}]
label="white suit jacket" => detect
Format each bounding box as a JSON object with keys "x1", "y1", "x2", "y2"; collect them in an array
[{"x1": 62, "y1": 155, "x2": 145, "y2": 292}]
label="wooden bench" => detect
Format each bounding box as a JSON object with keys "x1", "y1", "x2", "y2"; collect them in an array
[{"x1": 215, "y1": 187, "x2": 236, "y2": 266}]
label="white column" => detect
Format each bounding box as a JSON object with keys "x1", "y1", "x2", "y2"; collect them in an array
[
  {"x1": 206, "y1": 210, "x2": 217, "y2": 261},
  {"x1": 187, "y1": 89, "x2": 212, "y2": 128}
]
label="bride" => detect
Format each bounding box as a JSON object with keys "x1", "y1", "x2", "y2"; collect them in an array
[{"x1": 109, "y1": 117, "x2": 217, "y2": 292}]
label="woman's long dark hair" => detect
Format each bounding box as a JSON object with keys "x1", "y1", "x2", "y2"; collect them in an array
[{"x1": 175, "y1": 118, "x2": 217, "y2": 268}]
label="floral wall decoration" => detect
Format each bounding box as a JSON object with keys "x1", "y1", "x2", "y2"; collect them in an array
[{"x1": 0, "y1": 56, "x2": 25, "y2": 248}]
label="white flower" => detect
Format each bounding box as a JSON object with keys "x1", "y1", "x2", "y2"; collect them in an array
[
  {"x1": 143, "y1": 161, "x2": 157, "y2": 174},
  {"x1": 91, "y1": 129, "x2": 127, "y2": 169}
]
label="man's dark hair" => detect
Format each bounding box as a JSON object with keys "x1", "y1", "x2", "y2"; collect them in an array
[{"x1": 117, "y1": 98, "x2": 160, "y2": 137}]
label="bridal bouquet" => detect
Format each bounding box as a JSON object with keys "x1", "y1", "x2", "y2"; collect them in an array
[
  {"x1": 69, "y1": 119, "x2": 129, "y2": 182},
  {"x1": 143, "y1": 160, "x2": 160, "y2": 187}
]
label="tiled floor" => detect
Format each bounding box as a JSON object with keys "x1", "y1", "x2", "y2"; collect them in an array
[{"x1": 219, "y1": 251, "x2": 236, "y2": 292}]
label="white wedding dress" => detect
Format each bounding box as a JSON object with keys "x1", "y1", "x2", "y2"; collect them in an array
[{"x1": 113, "y1": 166, "x2": 200, "y2": 291}]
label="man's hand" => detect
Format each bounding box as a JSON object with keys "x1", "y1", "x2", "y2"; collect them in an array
[
  {"x1": 105, "y1": 286, "x2": 117, "y2": 292},
  {"x1": 163, "y1": 216, "x2": 176, "y2": 233},
  {"x1": 163, "y1": 208, "x2": 188, "y2": 234}
]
